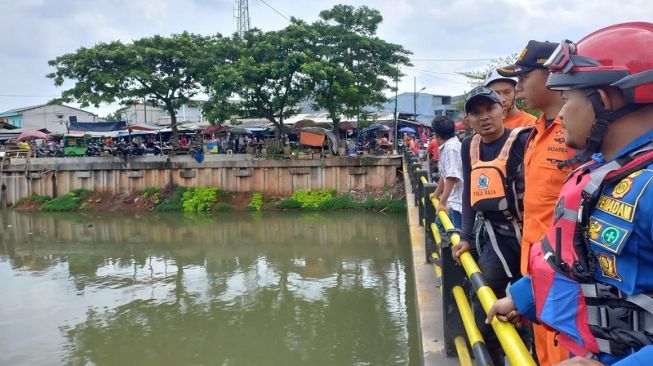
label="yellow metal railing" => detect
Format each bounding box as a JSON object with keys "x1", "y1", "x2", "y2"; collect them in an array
[
  {"x1": 436, "y1": 206, "x2": 536, "y2": 366},
  {"x1": 406, "y1": 150, "x2": 536, "y2": 366}
]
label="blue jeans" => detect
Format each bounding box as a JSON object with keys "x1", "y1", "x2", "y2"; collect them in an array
[
  {"x1": 449, "y1": 209, "x2": 462, "y2": 229},
  {"x1": 434, "y1": 209, "x2": 462, "y2": 239}
]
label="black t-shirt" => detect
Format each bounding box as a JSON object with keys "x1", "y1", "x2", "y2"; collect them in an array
[{"x1": 460, "y1": 128, "x2": 530, "y2": 242}]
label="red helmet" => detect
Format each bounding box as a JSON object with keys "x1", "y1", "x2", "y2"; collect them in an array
[{"x1": 546, "y1": 22, "x2": 653, "y2": 103}]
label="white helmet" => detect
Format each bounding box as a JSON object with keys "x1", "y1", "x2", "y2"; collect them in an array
[{"x1": 484, "y1": 68, "x2": 517, "y2": 87}]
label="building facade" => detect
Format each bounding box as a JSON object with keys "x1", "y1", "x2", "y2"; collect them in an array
[
  {"x1": 381, "y1": 92, "x2": 461, "y2": 126},
  {"x1": 118, "y1": 102, "x2": 206, "y2": 126},
  {"x1": 0, "y1": 104, "x2": 101, "y2": 134}
]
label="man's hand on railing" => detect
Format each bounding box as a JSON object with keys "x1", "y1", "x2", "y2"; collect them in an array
[
  {"x1": 436, "y1": 200, "x2": 448, "y2": 214},
  {"x1": 451, "y1": 240, "x2": 470, "y2": 264},
  {"x1": 485, "y1": 297, "x2": 520, "y2": 324}
]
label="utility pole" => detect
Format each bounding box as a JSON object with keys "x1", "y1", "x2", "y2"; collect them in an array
[
  {"x1": 413, "y1": 76, "x2": 417, "y2": 121},
  {"x1": 235, "y1": 0, "x2": 251, "y2": 38},
  {"x1": 413, "y1": 76, "x2": 426, "y2": 124},
  {"x1": 393, "y1": 73, "x2": 398, "y2": 151}
]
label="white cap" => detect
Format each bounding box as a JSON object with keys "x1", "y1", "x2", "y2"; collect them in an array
[{"x1": 484, "y1": 68, "x2": 517, "y2": 87}]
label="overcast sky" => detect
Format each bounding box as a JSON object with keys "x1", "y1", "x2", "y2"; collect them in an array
[{"x1": 1, "y1": 0, "x2": 651, "y2": 117}]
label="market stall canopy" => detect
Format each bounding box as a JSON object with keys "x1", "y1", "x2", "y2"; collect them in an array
[
  {"x1": 228, "y1": 127, "x2": 252, "y2": 135},
  {"x1": 362, "y1": 123, "x2": 392, "y2": 133},
  {"x1": 202, "y1": 125, "x2": 228, "y2": 134},
  {"x1": 18, "y1": 130, "x2": 49, "y2": 141},
  {"x1": 117, "y1": 130, "x2": 157, "y2": 137},
  {"x1": 69, "y1": 121, "x2": 127, "y2": 132},
  {"x1": 292, "y1": 119, "x2": 316, "y2": 130},
  {"x1": 399, "y1": 126, "x2": 416, "y2": 134},
  {"x1": 245, "y1": 127, "x2": 269, "y2": 133},
  {"x1": 299, "y1": 127, "x2": 338, "y2": 155}
]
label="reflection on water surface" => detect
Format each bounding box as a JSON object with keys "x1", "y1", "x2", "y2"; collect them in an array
[{"x1": 0, "y1": 211, "x2": 418, "y2": 365}]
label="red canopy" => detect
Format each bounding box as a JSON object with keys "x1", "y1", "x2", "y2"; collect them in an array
[{"x1": 18, "y1": 130, "x2": 49, "y2": 141}]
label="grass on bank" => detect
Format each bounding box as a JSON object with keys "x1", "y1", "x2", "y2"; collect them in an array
[
  {"x1": 278, "y1": 190, "x2": 405, "y2": 213},
  {"x1": 23, "y1": 187, "x2": 404, "y2": 213},
  {"x1": 41, "y1": 189, "x2": 93, "y2": 212}
]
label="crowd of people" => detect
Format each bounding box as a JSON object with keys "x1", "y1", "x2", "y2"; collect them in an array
[{"x1": 428, "y1": 22, "x2": 653, "y2": 366}]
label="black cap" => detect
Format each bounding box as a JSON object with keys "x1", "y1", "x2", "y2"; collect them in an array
[
  {"x1": 497, "y1": 40, "x2": 558, "y2": 77},
  {"x1": 464, "y1": 86, "x2": 502, "y2": 114}
]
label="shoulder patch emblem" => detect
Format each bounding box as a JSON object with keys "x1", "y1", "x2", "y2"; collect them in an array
[
  {"x1": 588, "y1": 217, "x2": 629, "y2": 254},
  {"x1": 611, "y1": 177, "x2": 633, "y2": 199},
  {"x1": 598, "y1": 253, "x2": 621, "y2": 281},
  {"x1": 554, "y1": 129, "x2": 565, "y2": 144}
]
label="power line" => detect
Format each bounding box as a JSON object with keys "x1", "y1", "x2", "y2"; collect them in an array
[
  {"x1": 410, "y1": 57, "x2": 492, "y2": 62},
  {"x1": 0, "y1": 94, "x2": 59, "y2": 98},
  {"x1": 405, "y1": 70, "x2": 468, "y2": 86},
  {"x1": 400, "y1": 66, "x2": 459, "y2": 76},
  {"x1": 257, "y1": 0, "x2": 290, "y2": 21}
]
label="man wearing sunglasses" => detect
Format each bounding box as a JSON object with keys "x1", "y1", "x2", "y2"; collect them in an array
[
  {"x1": 487, "y1": 22, "x2": 653, "y2": 365},
  {"x1": 498, "y1": 40, "x2": 574, "y2": 365},
  {"x1": 453, "y1": 86, "x2": 531, "y2": 365}
]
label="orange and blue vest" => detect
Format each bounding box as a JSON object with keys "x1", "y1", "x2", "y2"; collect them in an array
[{"x1": 511, "y1": 131, "x2": 653, "y2": 364}]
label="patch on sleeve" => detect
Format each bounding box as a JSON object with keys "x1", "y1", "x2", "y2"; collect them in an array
[
  {"x1": 597, "y1": 253, "x2": 622, "y2": 281},
  {"x1": 611, "y1": 177, "x2": 633, "y2": 199},
  {"x1": 588, "y1": 217, "x2": 629, "y2": 254}
]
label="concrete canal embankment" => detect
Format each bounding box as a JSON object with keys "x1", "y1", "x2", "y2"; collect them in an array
[
  {"x1": 403, "y1": 160, "x2": 459, "y2": 366},
  {"x1": 0, "y1": 154, "x2": 401, "y2": 204}
]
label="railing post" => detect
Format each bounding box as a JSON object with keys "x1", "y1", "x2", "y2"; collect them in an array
[
  {"x1": 439, "y1": 217, "x2": 468, "y2": 357},
  {"x1": 415, "y1": 169, "x2": 427, "y2": 220},
  {"x1": 411, "y1": 162, "x2": 422, "y2": 197},
  {"x1": 423, "y1": 183, "x2": 438, "y2": 264}
]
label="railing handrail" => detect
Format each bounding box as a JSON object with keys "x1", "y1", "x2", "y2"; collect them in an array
[{"x1": 405, "y1": 150, "x2": 536, "y2": 366}]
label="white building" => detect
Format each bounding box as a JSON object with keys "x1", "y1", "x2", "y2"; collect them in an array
[
  {"x1": 0, "y1": 104, "x2": 102, "y2": 134},
  {"x1": 118, "y1": 101, "x2": 206, "y2": 126}
]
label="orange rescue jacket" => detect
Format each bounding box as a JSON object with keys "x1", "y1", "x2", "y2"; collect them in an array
[{"x1": 521, "y1": 115, "x2": 575, "y2": 275}]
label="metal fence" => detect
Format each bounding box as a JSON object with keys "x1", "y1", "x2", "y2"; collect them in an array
[{"x1": 404, "y1": 150, "x2": 536, "y2": 366}]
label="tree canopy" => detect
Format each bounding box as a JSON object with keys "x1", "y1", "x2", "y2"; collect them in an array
[
  {"x1": 48, "y1": 5, "x2": 413, "y2": 145},
  {"x1": 48, "y1": 32, "x2": 209, "y2": 144},
  {"x1": 304, "y1": 5, "x2": 411, "y2": 141}
]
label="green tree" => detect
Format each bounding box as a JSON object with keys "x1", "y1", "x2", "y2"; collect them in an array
[
  {"x1": 104, "y1": 110, "x2": 124, "y2": 122},
  {"x1": 48, "y1": 32, "x2": 209, "y2": 146},
  {"x1": 304, "y1": 5, "x2": 411, "y2": 143},
  {"x1": 198, "y1": 34, "x2": 243, "y2": 125},
  {"x1": 208, "y1": 21, "x2": 313, "y2": 139}
]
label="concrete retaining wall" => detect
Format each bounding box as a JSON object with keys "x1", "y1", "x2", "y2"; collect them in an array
[{"x1": 0, "y1": 154, "x2": 401, "y2": 204}]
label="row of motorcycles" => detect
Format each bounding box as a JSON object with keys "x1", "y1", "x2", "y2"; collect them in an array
[
  {"x1": 89, "y1": 141, "x2": 174, "y2": 157},
  {"x1": 34, "y1": 141, "x2": 174, "y2": 158}
]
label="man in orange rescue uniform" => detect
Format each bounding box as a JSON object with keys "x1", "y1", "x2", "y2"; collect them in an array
[
  {"x1": 498, "y1": 40, "x2": 574, "y2": 366},
  {"x1": 485, "y1": 68, "x2": 537, "y2": 128}
]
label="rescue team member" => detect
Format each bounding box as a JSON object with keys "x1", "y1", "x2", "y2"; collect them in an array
[
  {"x1": 485, "y1": 68, "x2": 537, "y2": 128},
  {"x1": 453, "y1": 86, "x2": 531, "y2": 365},
  {"x1": 487, "y1": 22, "x2": 653, "y2": 365},
  {"x1": 498, "y1": 40, "x2": 573, "y2": 365}
]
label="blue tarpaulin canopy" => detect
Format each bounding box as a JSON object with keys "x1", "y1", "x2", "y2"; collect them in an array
[
  {"x1": 116, "y1": 130, "x2": 157, "y2": 137},
  {"x1": 69, "y1": 121, "x2": 127, "y2": 132}
]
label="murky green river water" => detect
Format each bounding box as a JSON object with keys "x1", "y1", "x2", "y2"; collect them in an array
[{"x1": 0, "y1": 210, "x2": 419, "y2": 365}]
